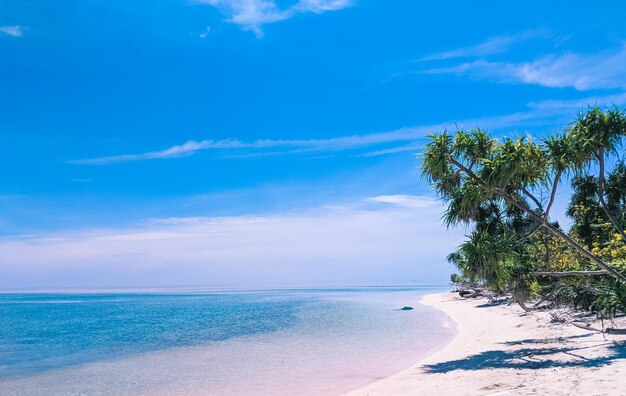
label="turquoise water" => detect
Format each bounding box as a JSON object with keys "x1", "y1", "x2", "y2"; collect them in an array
[
  {"x1": 0, "y1": 287, "x2": 453, "y2": 395},
  {"x1": 0, "y1": 290, "x2": 306, "y2": 378}
]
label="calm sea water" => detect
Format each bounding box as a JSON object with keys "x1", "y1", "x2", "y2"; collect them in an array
[{"x1": 0, "y1": 287, "x2": 453, "y2": 395}]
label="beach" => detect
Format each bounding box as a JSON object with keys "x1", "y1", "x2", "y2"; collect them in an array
[
  {"x1": 347, "y1": 292, "x2": 626, "y2": 396},
  {"x1": 2, "y1": 289, "x2": 625, "y2": 395}
]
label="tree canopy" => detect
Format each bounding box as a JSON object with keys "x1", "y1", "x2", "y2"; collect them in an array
[{"x1": 421, "y1": 106, "x2": 626, "y2": 315}]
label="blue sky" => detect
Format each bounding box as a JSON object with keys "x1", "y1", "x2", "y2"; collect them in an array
[{"x1": 2, "y1": 0, "x2": 626, "y2": 289}]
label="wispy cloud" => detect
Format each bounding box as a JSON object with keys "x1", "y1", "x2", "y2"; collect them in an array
[
  {"x1": 295, "y1": 0, "x2": 352, "y2": 13},
  {"x1": 70, "y1": 140, "x2": 248, "y2": 164},
  {"x1": 199, "y1": 26, "x2": 212, "y2": 38},
  {"x1": 419, "y1": 30, "x2": 547, "y2": 61},
  {"x1": 363, "y1": 91, "x2": 626, "y2": 157},
  {"x1": 0, "y1": 201, "x2": 461, "y2": 289},
  {"x1": 70, "y1": 128, "x2": 433, "y2": 164},
  {"x1": 71, "y1": 91, "x2": 626, "y2": 164},
  {"x1": 361, "y1": 144, "x2": 423, "y2": 157},
  {"x1": 197, "y1": 0, "x2": 352, "y2": 37},
  {"x1": 424, "y1": 45, "x2": 626, "y2": 91},
  {"x1": 526, "y1": 92, "x2": 626, "y2": 111},
  {"x1": 0, "y1": 25, "x2": 25, "y2": 37},
  {"x1": 364, "y1": 195, "x2": 438, "y2": 209}
]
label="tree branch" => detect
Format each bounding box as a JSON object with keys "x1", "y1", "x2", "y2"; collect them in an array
[
  {"x1": 512, "y1": 173, "x2": 562, "y2": 249},
  {"x1": 543, "y1": 170, "x2": 562, "y2": 221},
  {"x1": 521, "y1": 187, "x2": 543, "y2": 211},
  {"x1": 450, "y1": 159, "x2": 482, "y2": 184},
  {"x1": 531, "y1": 270, "x2": 609, "y2": 277},
  {"x1": 513, "y1": 223, "x2": 541, "y2": 247}
]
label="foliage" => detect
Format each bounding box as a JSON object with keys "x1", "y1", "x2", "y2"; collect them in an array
[
  {"x1": 566, "y1": 175, "x2": 607, "y2": 249},
  {"x1": 592, "y1": 233, "x2": 626, "y2": 264},
  {"x1": 591, "y1": 279, "x2": 626, "y2": 319},
  {"x1": 421, "y1": 106, "x2": 626, "y2": 317}
]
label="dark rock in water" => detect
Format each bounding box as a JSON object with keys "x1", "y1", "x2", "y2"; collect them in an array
[{"x1": 400, "y1": 306, "x2": 414, "y2": 311}]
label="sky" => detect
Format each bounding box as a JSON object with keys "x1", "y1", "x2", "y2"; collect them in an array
[{"x1": 2, "y1": 0, "x2": 626, "y2": 290}]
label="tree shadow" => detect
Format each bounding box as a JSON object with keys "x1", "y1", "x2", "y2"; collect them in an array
[
  {"x1": 500, "y1": 333, "x2": 593, "y2": 346},
  {"x1": 476, "y1": 299, "x2": 510, "y2": 308},
  {"x1": 423, "y1": 342, "x2": 626, "y2": 373}
]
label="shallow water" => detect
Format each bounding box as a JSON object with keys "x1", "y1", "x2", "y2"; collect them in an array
[{"x1": 0, "y1": 287, "x2": 454, "y2": 395}]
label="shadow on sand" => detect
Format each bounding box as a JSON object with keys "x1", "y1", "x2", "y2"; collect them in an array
[
  {"x1": 501, "y1": 333, "x2": 594, "y2": 346},
  {"x1": 423, "y1": 341, "x2": 626, "y2": 373},
  {"x1": 475, "y1": 300, "x2": 510, "y2": 308}
]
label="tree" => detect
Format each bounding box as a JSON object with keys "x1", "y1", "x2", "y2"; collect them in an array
[
  {"x1": 421, "y1": 107, "x2": 626, "y2": 286},
  {"x1": 570, "y1": 107, "x2": 626, "y2": 246},
  {"x1": 566, "y1": 175, "x2": 606, "y2": 250}
]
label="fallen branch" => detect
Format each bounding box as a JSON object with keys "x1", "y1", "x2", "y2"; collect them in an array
[
  {"x1": 571, "y1": 322, "x2": 604, "y2": 333},
  {"x1": 458, "y1": 289, "x2": 483, "y2": 298}
]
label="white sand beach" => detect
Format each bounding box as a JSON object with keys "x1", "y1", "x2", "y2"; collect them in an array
[{"x1": 347, "y1": 292, "x2": 626, "y2": 396}]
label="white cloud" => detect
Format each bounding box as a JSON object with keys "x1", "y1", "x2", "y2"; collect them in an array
[
  {"x1": 0, "y1": 25, "x2": 25, "y2": 37},
  {"x1": 515, "y1": 49, "x2": 626, "y2": 90},
  {"x1": 361, "y1": 144, "x2": 422, "y2": 157},
  {"x1": 295, "y1": 0, "x2": 353, "y2": 13},
  {"x1": 201, "y1": 0, "x2": 289, "y2": 36},
  {"x1": 0, "y1": 203, "x2": 461, "y2": 289},
  {"x1": 197, "y1": 0, "x2": 352, "y2": 37},
  {"x1": 419, "y1": 30, "x2": 547, "y2": 61},
  {"x1": 362, "y1": 91, "x2": 626, "y2": 157},
  {"x1": 71, "y1": 91, "x2": 626, "y2": 164},
  {"x1": 70, "y1": 129, "x2": 434, "y2": 164},
  {"x1": 70, "y1": 139, "x2": 248, "y2": 164},
  {"x1": 526, "y1": 92, "x2": 626, "y2": 111},
  {"x1": 199, "y1": 26, "x2": 212, "y2": 38},
  {"x1": 425, "y1": 45, "x2": 626, "y2": 91},
  {"x1": 365, "y1": 195, "x2": 439, "y2": 209}
]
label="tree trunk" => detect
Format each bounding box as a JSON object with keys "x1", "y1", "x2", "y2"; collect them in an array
[{"x1": 518, "y1": 300, "x2": 531, "y2": 312}]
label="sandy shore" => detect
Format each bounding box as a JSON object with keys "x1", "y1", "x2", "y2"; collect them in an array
[{"x1": 346, "y1": 292, "x2": 626, "y2": 396}]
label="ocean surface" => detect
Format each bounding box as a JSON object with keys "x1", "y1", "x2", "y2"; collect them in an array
[{"x1": 0, "y1": 287, "x2": 454, "y2": 395}]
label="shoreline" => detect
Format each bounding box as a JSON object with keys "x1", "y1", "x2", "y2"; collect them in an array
[
  {"x1": 0, "y1": 288, "x2": 452, "y2": 396},
  {"x1": 346, "y1": 291, "x2": 626, "y2": 396}
]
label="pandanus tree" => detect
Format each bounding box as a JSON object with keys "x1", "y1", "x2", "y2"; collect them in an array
[
  {"x1": 567, "y1": 175, "x2": 605, "y2": 250},
  {"x1": 570, "y1": 107, "x2": 626, "y2": 246},
  {"x1": 421, "y1": 107, "x2": 626, "y2": 286}
]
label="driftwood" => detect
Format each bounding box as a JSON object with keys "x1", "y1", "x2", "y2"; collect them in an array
[
  {"x1": 451, "y1": 283, "x2": 626, "y2": 334},
  {"x1": 458, "y1": 288, "x2": 484, "y2": 298},
  {"x1": 571, "y1": 322, "x2": 604, "y2": 333},
  {"x1": 570, "y1": 322, "x2": 626, "y2": 334},
  {"x1": 550, "y1": 312, "x2": 566, "y2": 323}
]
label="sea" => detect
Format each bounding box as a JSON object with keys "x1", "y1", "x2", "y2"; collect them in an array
[{"x1": 0, "y1": 286, "x2": 454, "y2": 395}]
